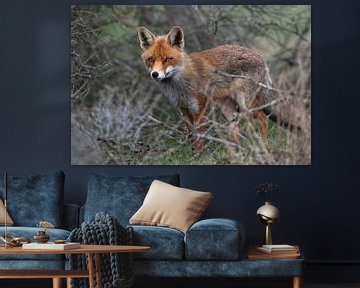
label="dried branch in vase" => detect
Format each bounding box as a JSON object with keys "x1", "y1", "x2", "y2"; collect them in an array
[{"x1": 254, "y1": 181, "x2": 279, "y2": 201}]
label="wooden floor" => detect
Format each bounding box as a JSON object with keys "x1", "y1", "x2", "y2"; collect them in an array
[
  {"x1": 305, "y1": 285, "x2": 360, "y2": 288},
  {"x1": 0, "y1": 279, "x2": 360, "y2": 288}
]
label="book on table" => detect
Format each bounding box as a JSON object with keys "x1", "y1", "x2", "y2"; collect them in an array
[
  {"x1": 248, "y1": 245, "x2": 300, "y2": 260},
  {"x1": 22, "y1": 242, "x2": 80, "y2": 250},
  {"x1": 256, "y1": 244, "x2": 299, "y2": 254}
]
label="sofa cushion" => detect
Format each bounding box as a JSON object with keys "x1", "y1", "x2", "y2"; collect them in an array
[
  {"x1": 130, "y1": 225, "x2": 184, "y2": 260},
  {"x1": 84, "y1": 174, "x2": 180, "y2": 225},
  {"x1": 0, "y1": 171, "x2": 65, "y2": 227},
  {"x1": 130, "y1": 180, "x2": 213, "y2": 233},
  {"x1": 0, "y1": 227, "x2": 70, "y2": 261},
  {"x1": 0, "y1": 199, "x2": 14, "y2": 226},
  {"x1": 184, "y1": 218, "x2": 245, "y2": 260}
]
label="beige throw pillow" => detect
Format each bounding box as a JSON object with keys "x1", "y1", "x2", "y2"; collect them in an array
[
  {"x1": 130, "y1": 180, "x2": 213, "y2": 233},
  {"x1": 0, "y1": 199, "x2": 14, "y2": 226}
]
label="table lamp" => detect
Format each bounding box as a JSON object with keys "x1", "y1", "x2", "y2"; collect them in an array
[
  {"x1": 256, "y1": 201, "x2": 280, "y2": 245},
  {"x1": 2, "y1": 171, "x2": 9, "y2": 248},
  {"x1": 1, "y1": 173, "x2": 31, "y2": 247}
]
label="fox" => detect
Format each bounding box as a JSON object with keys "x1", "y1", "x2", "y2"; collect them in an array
[{"x1": 138, "y1": 26, "x2": 273, "y2": 150}]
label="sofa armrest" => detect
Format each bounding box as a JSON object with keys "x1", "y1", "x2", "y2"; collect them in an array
[
  {"x1": 63, "y1": 204, "x2": 80, "y2": 231},
  {"x1": 184, "y1": 218, "x2": 245, "y2": 260},
  {"x1": 79, "y1": 205, "x2": 85, "y2": 224}
]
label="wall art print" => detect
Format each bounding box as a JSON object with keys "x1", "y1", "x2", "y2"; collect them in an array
[{"x1": 71, "y1": 5, "x2": 311, "y2": 165}]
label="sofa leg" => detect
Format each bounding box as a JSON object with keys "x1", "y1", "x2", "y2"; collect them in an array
[
  {"x1": 67, "y1": 277, "x2": 72, "y2": 288},
  {"x1": 293, "y1": 276, "x2": 302, "y2": 288},
  {"x1": 53, "y1": 278, "x2": 62, "y2": 288}
]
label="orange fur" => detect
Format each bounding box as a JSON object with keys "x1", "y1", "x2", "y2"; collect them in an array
[{"x1": 138, "y1": 26, "x2": 271, "y2": 150}]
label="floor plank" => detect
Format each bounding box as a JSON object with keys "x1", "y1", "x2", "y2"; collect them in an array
[{"x1": 1, "y1": 279, "x2": 360, "y2": 288}]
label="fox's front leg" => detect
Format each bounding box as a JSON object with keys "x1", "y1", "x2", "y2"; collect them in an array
[
  {"x1": 180, "y1": 108, "x2": 194, "y2": 141},
  {"x1": 180, "y1": 107, "x2": 205, "y2": 151}
]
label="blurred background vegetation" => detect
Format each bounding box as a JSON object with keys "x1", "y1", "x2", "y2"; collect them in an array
[{"x1": 71, "y1": 5, "x2": 311, "y2": 165}]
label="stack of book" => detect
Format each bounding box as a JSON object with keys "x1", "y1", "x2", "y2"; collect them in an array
[
  {"x1": 248, "y1": 244, "x2": 300, "y2": 259},
  {"x1": 22, "y1": 242, "x2": 80, "y2": 250},
  {"x1": 257, "y1": 244, "x2": 299, "y2": 254}
]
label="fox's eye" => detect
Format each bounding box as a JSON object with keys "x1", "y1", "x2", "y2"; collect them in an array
[
  {"x1": 165, "y1": 57, "x2": 173, "y2": 62},
  {"x1": 147, "y1": 57, "x2": 154, "y2": 64}
]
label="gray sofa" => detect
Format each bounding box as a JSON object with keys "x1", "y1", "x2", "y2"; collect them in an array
[
  {"x1": 81, "y1": 173, "x2": 304, "y2": 283},
  {"x1": 0, "y1": 171, "x2": 78, "y2": 270}
]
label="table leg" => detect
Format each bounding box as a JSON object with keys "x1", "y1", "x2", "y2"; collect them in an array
[
  {"x1": 95, "y1": 253, "x2": 102, "y2": 288},
  {"x1": 66, "y1": 277, "x2": 72, "y2": 288},
  {"x1": 52, "y1": 278, "x2": 62, "y2": 288},
  {"x1": 293, "y1": 276, "x2": 302, "y2": 288},
  {"x1": 88, "y1": 253, "x2": 95, "y2": 288}
]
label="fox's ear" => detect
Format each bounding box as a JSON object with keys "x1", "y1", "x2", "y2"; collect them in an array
[
  {"x1": 138, "y1": 27, "x2": 156, "y2": 51},
  {"x1": 167, "y1": 26, "x2": 184, "y2": 49}
]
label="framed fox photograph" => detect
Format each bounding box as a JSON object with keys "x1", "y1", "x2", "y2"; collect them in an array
[{"x1": 71, "y1": 5, "x2": 311, "y2": 165}]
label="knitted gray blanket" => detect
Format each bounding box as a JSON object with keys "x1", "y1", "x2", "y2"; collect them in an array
[{"x1": 68, "y1": 212, "x2": 134, "y2": 288}]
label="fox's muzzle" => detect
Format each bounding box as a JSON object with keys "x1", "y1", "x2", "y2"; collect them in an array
[{"x1": 150, "y1": 70, "x2": 167, "y2": 81}]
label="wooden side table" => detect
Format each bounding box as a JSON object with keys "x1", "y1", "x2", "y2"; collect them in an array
[
  {"x1": 0, "y1": 244, "x2": 150, "y2": 288},
  {"x1": 247, "y1": 245, "x2": 303, "y2": 288}
]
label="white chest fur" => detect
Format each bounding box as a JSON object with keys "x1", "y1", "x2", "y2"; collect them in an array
[{"x1": 157, "y1": 75, "x2": 199, "y2": 114}]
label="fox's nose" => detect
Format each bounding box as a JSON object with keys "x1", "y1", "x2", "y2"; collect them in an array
[{"x1": 151, "y1": 71, "x2": 159, "y2": 79}]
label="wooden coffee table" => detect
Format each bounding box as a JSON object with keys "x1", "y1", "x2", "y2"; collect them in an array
[{"x1": 0, "y1": 244, "x2": 150, "y2": 288}]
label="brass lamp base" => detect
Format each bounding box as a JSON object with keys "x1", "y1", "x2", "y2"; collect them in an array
[{"x1": 265, "y1": 223, "x2": 272, "y2": 245}]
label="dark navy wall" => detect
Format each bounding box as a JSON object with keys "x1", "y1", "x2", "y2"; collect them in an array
[{"x1": 1, "y1": 0, "x2": 360, "y2": 264}]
